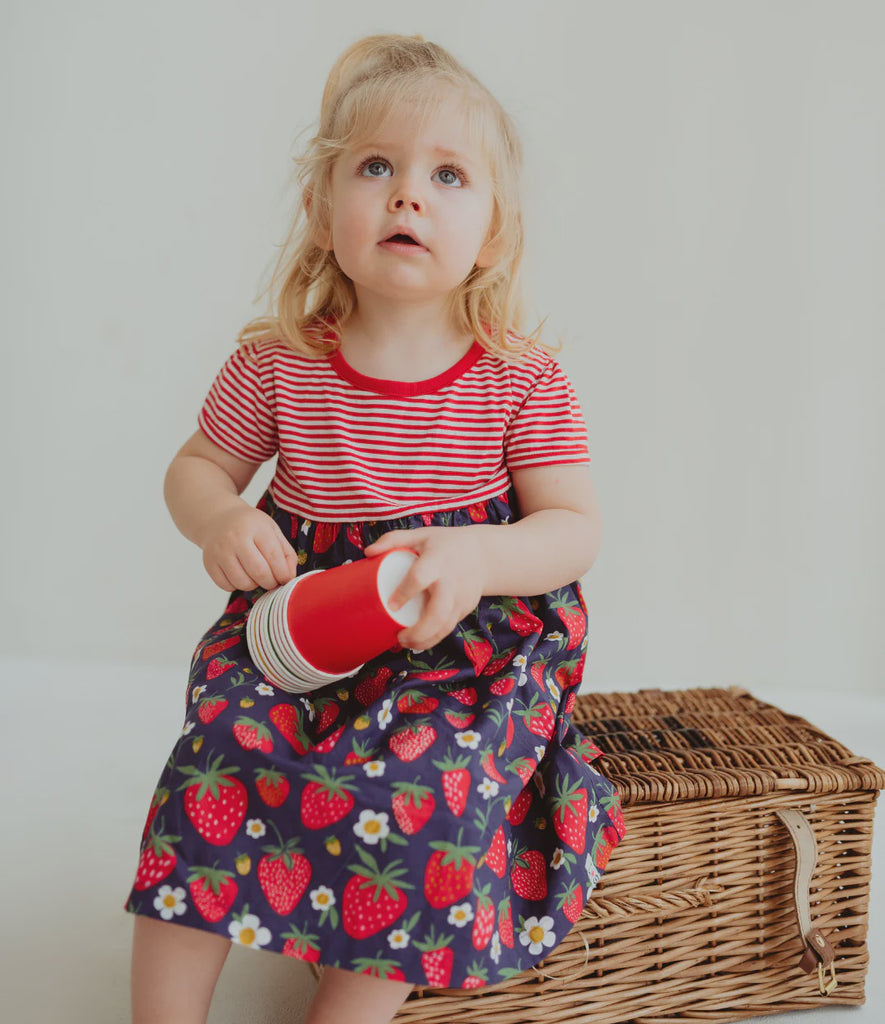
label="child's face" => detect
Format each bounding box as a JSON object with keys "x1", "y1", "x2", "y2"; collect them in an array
[{"x1": 324, "y1": 91, "x2": 498, "y2": 310}]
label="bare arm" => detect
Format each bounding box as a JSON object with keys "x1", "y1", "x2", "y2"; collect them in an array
[
  {"x1": 363, "y1": 463, "x2": 601, "y2": 650},
  {"x1": 164, "y1": 429, "x2": 299, "y2": 591}
]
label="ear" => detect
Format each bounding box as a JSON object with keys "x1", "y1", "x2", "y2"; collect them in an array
[
  {"x1": 303, "y1": 187, "x2": 333, "y2": 251},
  {"x1": 475, "y1": 232, "x2": 503, "y2": 269}
]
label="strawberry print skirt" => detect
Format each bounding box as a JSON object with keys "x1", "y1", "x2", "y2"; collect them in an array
[{"x1": 125, "y1": 487, "x2": 625, "y2": 989}]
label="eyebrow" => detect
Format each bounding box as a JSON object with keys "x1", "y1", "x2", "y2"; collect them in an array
[{"x1": 355, "y1": 141, "x2": 475, "y2": 167}]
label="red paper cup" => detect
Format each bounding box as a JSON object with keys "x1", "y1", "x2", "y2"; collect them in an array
[{"x1": 287, "y1": 548, "x2": 424, "y2": 675}]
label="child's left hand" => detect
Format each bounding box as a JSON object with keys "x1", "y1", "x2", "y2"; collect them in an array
[{"x1": 363, "y1": 526, "x2": 487, "y2": 652}]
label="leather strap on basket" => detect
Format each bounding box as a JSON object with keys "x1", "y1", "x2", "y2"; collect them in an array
[{"x1": 774, "y1": 808, "x2": 837, "y2": 995}]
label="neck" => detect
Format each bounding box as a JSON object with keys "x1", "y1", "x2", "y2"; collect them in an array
[{"x1": 340, "y1": 290, "x2": 471, "y2": 363}]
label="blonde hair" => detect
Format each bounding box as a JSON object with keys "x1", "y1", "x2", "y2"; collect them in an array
[{"x1": 237, "y1": 33, "x2": 559, "y2": 361}]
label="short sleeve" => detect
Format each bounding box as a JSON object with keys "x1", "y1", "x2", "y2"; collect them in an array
[
  {"x1": 503, "y1": 358, "x2": 591, "y2": 470},
  {"x1": 197, "y1": 343, "x2": 278, "y2": 463}
]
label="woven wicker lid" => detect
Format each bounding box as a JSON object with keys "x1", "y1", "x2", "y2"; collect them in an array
[{"x1": 571, "y1": 685, "x2": 885, "y2": 806}]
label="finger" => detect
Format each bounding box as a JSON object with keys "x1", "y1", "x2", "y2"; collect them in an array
[
  {"x1": 365, "y1": 528, "x2": 422, "y2": 556},
  {"x1": 226, "y1": 550, "x2": 268, "y2": 592},
  {"x1": 255, "y1": 529, "x2": 296, "y2": 587},
  {"x1": 388, "y1": 557, "x2": 435, "y2": 612},
  {"x1": 399, "y1": 582, "x2": 451, "y2": 650}
]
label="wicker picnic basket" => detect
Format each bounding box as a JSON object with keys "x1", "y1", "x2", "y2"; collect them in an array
[{"x1": 382, "y1": 685, "x2": 885, "y2": 1023}]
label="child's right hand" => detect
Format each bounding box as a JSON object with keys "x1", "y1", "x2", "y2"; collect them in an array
[{"x1": 199, "y1": 503, "x2": 300, "y2": 593}]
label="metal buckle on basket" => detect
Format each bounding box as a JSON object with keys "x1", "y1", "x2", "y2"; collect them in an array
[{"x1": 817, "y1": 960, "x2": 837, "y2": 996}]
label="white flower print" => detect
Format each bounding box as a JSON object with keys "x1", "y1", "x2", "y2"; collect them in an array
[
  {"x1": 533, "y1": 744, "x2": 546, "y2": 762},
  {"x1": 153, "y1": 885, "x2": 187, "y2": 921},
  {"x1": 363, "y1": 759, "x2": 386, "y2": 777},
  {"x1": 190, "y1": 685, "x2": 206, "y2": 704},
  {"x1": 353, "y1": 809, "x2": 390, "y2": 845},
  {"x1": 544, "y1": 630, "x2": 565, "y2": 644},
  {"x1": 585, "y1": 858, "x2": 601, "y2": 889},
  {"x1": 551, "y1": 848, "x2": 566, "y2": 870},
  {"x1": 478, "y1": 778, "x2": 499, "y2": 800},
  {"x1": 245, "y1": 818, "x2": 267, "y2": 839},
  {"x1": 377, "y1": 698, "x2": 394, "y2": 730},
  {"x1": 309, "y1": 886, "x2": 336, "y2": 912},
  {"x1": 490, "y1": 932, "x2": 502, "y2": 963},
  {"x1": 514, "y1": 654, "x2": 527, "y2": 668},
  {"x1": 229, "y1": 913, "x2": 272, "y2": 949},
  {"x1": 548, "y1": 680, "x2": 561, "y2": 703},
  {"x1": 455, "y1": 730, "x2": 481, "y2": 750},
  {"x1": 181, "y1": 721, "x2": 195, "y2": 736},
  {"x1": 519, "y1": 916, "x2": 556, "y2": 956},
  {"x1": 255, "y1": 682, "x2": 274, "y2": 696},
  {"x1": 388, "y1": 928, "x2": 411, "y2": 949},
  {"x1": 300, "y1": 698, "x2": 315, "y2": 721},
  {"x1": 517, "y1": 669, "x2": 528, "y2": 688},
  {"x1": 588, "y1": 803, "x2": 600, "y2": 824},
  {"x1": 448, "y1": 903, "x2": 474, "y2": 928}
]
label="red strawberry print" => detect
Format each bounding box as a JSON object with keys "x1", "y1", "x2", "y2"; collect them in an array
[
  {"x1": 300, "y1": 765, "x2": 358, "y2": 829},
  {"x1": 510, "y1": 756, "x2": 537, "y2": 786},
  {"x1": 593, "y1": 824, "x2": 621, "y2": 871},
  {"x1": 206, "y1": 655, "x2": 236, "y2": 680},
  {"x1": 352, "y1": 955, "x2": 407, "y2": 981},
  {"x1": 397, "y1": 689, "x2": 439, "y2": 714},
  {"x1": 414, "y1": 927, "x2": 454, "y2": 986},
  {"x1": 491, "y1": 596, "x2": 543, "y2": 637},
  {"x1": 480, "y1": 645, "x2": 519, "y2": 675},
  {"x1": 391, "y1": 781, "x2": 436, "y2": 834},
  {"x1": 269, "y1": 703, "x2": 311, "y2": 755},
  {"x1": 497, "y1": 897, "x2": 515, "y2": 948},
  {"x1": 258, "y1": 830, "x2": 312, "y2": 915},
  {"x1": 314, "y1": 522, "x2": 340, "y2": 553},
  {"x1": 254, "y1": 766, "x2": 290, "y2": 808},
  {"x1": 223, "y1": 594, "x2": 249, "y2": 615},
  {"x1": 197, "y1": 696, "x2": 228, "y2": 724},
  {"x1": 443, "y1": 709, "x2": 475, "y2": 729},
  {"x1": 134, "y1": 829, "x2": 180, "y2": 890},
  {"x1": 313, "y1": 696, "x2": 340, "y2": 731},
  {"x1": 507, "y1": 786, "x2": 534, "y2": 826},
  {"x1": 483, "y1": 825, "x2": 507, "y2": 878},
  {"x1": 516, "y1": 694, "x2": 556, "y2": 741},
  {"x1": 424, "y1": 830, "x2": 481, "y2": 909},
  {"x1": 312, "y1": 724, "x2": 345, "y2": 754},
  {"x1": 551, "y1": 773, "x2": 588, "y2": 854},
  {"x1": 466, "y1": 501, "x2": 489, "y2": 523},
  {"x1": 281, "y1": 924, "x2": 321, "y2": 962},
  {"x1": 510, "y1": 844, "x2": 548, "y2": 901},
  {"x1": 480, "y1": 747, "x2": 507, "y2": 784},
  {"x1": 341, "y1": 848, "x2": 413, "y2": 939},
  {"x1": 410, "y1": 656, "x2": 460, "y2": 682},
  {"x1": 471, "y1": 883, "x2": 496, "y2": 950},
  {"x1": 201, "y1": 636, "x2": 239, "y2": 660},
  {"x1": 432, "y1": 751, "x2": 471, "y2": 816},
  {"x1": 551, "y1": 589, "x2": 586, "y2": 649},
  {"x1": 557, "y1": 879, "x2": 584, "y2": 923},
  {"x1": 177, "y1": 755, "x2": 248, "y2": 845},
  {"x1": 489, "y1": 674, "x2": 515, "y2": 696},
  {"x1": 354, "y1": 665, "x2": 393, "y2": 707},
  {"x1": 462, "y1": 961, "x2": 490, "y2": 988},
  {"x1": 458, "y1": 626, "x2": 493, "y2": 674},
  {"x1": 389, "y1": 721, "x2": 437, "y2": 762},
  {"x1": 345, "y1": 523, "x2": 364, "y2": 550},
  {"x1": 343, "y1": 739, "x2": 375, "y2": 765},
  {"x1": 140, "y1": 787, "x2": 169, "y2": 842},
  {"x1": 188, "y1": 865, "x2": 238, "y2": 922},
  {"x1": 444, "y1": 684, "x2": 478, "y2": 706},
  {"x1": 232, "y1": 716, "x2": 274, "y2": 753}
]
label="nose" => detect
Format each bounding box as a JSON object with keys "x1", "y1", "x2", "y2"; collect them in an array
[{"x1": 387, "y1": 176, "x2": 423, "y2": 214}]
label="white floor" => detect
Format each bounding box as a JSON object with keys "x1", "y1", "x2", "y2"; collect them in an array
[{"x1": 1, "y1": 658, "x2": 882, "y2": 1024}]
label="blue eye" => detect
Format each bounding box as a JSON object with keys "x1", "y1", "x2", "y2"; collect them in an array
[
  {"x1": 433, "y1": 167, "x2": 464, "y2": 188},
  {"x1": 361, "y1": 158, "x2": 391, "y2": 178}
]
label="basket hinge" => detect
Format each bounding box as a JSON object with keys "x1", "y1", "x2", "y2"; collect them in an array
[{"x1": 774, "y1": 808, "x2": 837, "y2": 996}]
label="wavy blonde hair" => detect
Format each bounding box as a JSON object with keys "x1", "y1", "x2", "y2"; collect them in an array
[{"x1": 236, "y1": 34, "x2": 558, "y2": 362}]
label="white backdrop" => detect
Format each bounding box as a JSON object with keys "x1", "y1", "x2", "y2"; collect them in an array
[{"x1": 3, "y1": 0, "x2": 883, "y2": 697}]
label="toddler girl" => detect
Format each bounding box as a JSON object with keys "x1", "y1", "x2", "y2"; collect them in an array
[{"x1": 127, "y1": 32, "x2": 625, "y2": 1024}]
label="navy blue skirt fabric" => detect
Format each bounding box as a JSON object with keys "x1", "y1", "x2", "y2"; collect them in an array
[{"x1": 125, "y1": 487, "x2": 625, "y2": 989}]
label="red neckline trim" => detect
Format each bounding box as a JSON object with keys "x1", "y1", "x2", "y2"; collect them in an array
[{"x1": 328, "y1": 340, "x2": 485, "y2": 397}]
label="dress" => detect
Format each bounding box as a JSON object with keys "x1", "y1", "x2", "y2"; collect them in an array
[{"x1": 125, "y1": 335, "x2": 626, "y2": 989}]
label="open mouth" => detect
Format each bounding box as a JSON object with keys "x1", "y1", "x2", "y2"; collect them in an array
[{"x1": 385, "y1": 233, "x2": 421, "y2": 245}]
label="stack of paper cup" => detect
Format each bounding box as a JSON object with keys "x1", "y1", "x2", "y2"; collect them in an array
[{"x1": 245, "y1": 548, "x2": 426, "y2": 693}]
